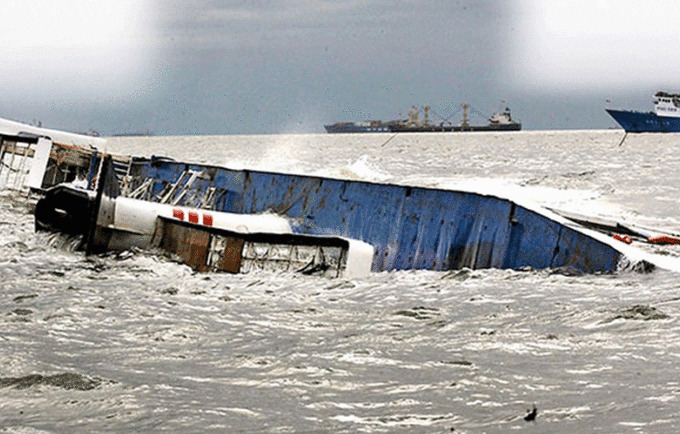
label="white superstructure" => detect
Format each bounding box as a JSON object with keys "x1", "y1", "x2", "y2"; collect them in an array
[
  {"x1": 654, "y1": 92, "x2": 680, "y2": 118},
  {"x1": 0, "y1": 117, "x2": 105, "y2": 147},
  {"x1": 488, "y1": 108, "x2": 515, "y2": 125}
]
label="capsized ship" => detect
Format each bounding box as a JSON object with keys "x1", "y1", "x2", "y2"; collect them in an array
[
  {"x1": 606, "y1": 92, "x2": 680, "y2": 132},
  {"x1": 3, "y1": 116, "x2": 676, "y2": 276},
  {"x1": 325, "y1": 103, "x2": 521, "y2": 133}
]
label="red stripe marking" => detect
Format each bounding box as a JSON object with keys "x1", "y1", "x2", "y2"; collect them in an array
[
  {"x1": 648, "y1": 235, "x2": 680, "y2": 245},
  {"x1": 173, "y1": 208, "x2": 184, "y2": 220},
  {"x1": 613, "y1": 234, "x2": 632, "y2": 244},
  {"x1": 188, "y1": 211, "x2": 199, "y2": 224},
  {"x1": 203, "y1": 213, "x2": 213, "y2": 226}
]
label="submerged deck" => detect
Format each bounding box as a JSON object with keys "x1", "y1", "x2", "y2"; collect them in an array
[
  {"x1": 0, "y1": 118, "x2": 664, "y2": 275},
  {"x1": 122, "y1": 158, "x2": 623, "y2": 273}
]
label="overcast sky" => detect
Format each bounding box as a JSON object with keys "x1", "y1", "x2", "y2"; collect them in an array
[{"x1": 1, "y1": 0, "x2": 678, "y2": 135}]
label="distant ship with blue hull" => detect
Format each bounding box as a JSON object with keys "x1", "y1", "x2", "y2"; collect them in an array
[
  {"x1": 325, "y1": 103, "x2": 521, "y2": 133},
  {"x1": 606, "y1": 92, "x2": 680, "y2": 132}
]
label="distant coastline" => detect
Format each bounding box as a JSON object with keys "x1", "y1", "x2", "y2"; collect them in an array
[{"x1": 109, "y1": 131, "x2": 155, "y2": 137}]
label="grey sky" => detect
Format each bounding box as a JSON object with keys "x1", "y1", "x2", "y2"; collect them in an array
[{"x1": 0, "y1": 1, "x2": 676, "y2": 135}]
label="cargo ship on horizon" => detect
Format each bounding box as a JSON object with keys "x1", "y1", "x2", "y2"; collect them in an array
[
  {"x1": 606, "y1": 91, "x2": 680, "y2": 132},
  {"x1": 325, "y1": 103, "x2": 521, "y2": 133}
]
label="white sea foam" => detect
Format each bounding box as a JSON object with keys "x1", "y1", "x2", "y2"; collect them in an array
[{"x1": 5, "y1": 130, "x2": 676, "y2": 432}]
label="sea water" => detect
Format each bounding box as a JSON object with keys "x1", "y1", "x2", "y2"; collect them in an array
[{"x1": 2, "y1": 130, "x2": 680, "y2": 432}]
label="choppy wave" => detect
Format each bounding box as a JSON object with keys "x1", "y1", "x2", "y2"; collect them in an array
[{"x1": 2, "y1": 131, "x2": 680, "y2": 431}]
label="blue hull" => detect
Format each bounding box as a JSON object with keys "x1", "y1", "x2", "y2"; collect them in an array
[
  {"x1": 122, "y1": 158, "x2": 623, "y2": 273},
  {"x1": 606, "y1": 109, "x2": 680, "y2": 132}
]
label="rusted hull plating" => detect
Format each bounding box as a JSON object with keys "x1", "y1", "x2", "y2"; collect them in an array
[
  {"x1": 32, "y1": 156, "x2": 374, "y2": 278},
  {"x1": 123, "y1": 159, "x2": 624, "y2": 274},
  {"x1": 12, "y1": 127, "x2": 625, "y2": 274},
  {"x1": 152, "y1": 217, "x2": 361, "y2": 277}
]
